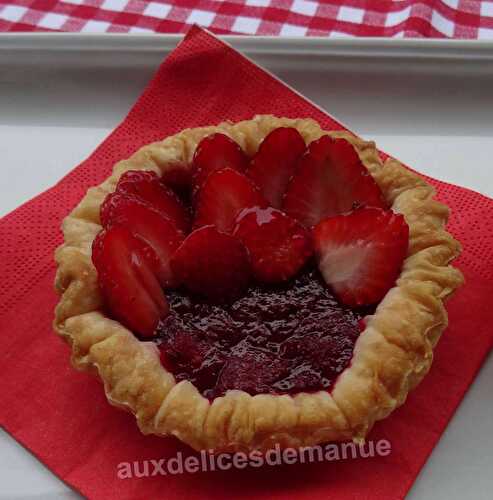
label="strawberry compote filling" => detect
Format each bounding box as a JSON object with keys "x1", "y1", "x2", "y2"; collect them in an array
[
  {"x1": 157, "y1": 268, "x2": 367, "y2": 400},
  {"x1": 94, "y1": 127, "x2": 407, "y2": 401}
]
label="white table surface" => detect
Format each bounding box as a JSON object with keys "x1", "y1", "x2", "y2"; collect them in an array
[{"x1": 1, "y1": 35, "x2": 492, "y2": 500}]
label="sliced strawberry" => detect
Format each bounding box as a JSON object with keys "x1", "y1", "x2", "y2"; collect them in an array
[
  {"x1": 170, "y1": 226, "x2": 251, "y2": 301},
  {"x1": 283, "y1": 135, "x2": 386, "y2": 228},
  {"x1": 192, "y1": 133, "x2": 248, "y2": 194},
  {"x1": 247, "y1": 127, "x2": 306, "y2": 208},
  {"x1": 115, "y1": 170, "x2": 190, "y2": 233},
  {"x1": 313, "y1": 207, "x2": 409, "y2": 307},
  {"x1": 194, "y1": 168, "x2": 267, "y2": 233},
  {"x1": 233, "y1": 207, "x2": 312, "y2": 284},
  {"x1": 100, "y1": 194, "x2": 184, "y2": 287},
  {"x1": 92, "y1": 226, "x2": 168, "y2": 337}
]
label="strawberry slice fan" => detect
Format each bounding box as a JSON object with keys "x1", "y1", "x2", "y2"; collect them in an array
[{"x1": 1, "y1": 25, "x2": 492, "y2": 500}]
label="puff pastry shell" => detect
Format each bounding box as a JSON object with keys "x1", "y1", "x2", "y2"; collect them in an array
[{"x1": 54, "y1": 115, "x2": 464, "y2": 452}]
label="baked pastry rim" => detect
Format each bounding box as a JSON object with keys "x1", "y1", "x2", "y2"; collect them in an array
[{"x1": 53, "y1": 115, "x2": 464, "y2": 452}]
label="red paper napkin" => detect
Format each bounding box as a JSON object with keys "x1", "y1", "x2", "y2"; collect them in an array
[{"x1": 1, "y1": 26, "x2": 492, "y2": 500}]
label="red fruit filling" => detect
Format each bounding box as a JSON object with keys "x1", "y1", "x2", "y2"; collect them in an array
[
  {"x1": 158, "y1": 269, "x2": 366, "y2": 399},
  {"x1": 93, "y1": 129, "x2": 404, "y2": 399}
]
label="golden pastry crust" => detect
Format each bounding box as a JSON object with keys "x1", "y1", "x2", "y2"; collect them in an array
[{"x1": 54, "y1": 115, "x2": 463, "y2": 451}]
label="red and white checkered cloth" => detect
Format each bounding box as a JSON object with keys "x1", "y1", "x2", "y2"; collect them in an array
[{"x1": 0, "y1": 0, "x2": 492, "y2": 37}]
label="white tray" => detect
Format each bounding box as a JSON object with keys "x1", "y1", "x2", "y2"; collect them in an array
[{"x1": 1, "y1": 34, "x2": 492, "y2": 500}]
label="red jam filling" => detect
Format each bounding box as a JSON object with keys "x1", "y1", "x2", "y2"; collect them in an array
[
  {"x1": 94, "y1": 129, "x2": 404, "y2": 401},
  {"x1": 157, "y1": 267, "x2": 367, "y2": 400}
]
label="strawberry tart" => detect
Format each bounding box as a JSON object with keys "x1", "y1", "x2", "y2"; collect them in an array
[{"x1": 54, "y1": 115, "x2": 463, "y2": 451}]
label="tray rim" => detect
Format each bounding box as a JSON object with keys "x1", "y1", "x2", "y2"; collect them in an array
[{"x1": 0, "y1": 32, "x2": 492, "y2": 60}]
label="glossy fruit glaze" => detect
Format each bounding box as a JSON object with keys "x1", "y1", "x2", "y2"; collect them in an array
[{"x1": 157, "y1": 266, "x2": 367, "y2": 400}]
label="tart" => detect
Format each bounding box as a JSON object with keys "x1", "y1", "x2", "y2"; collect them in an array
[{"x1": 54, "y1": 115, "x2": 463, "y2": 452}]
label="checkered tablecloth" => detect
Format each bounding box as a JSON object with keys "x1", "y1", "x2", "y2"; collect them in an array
[{"x1": 0, "y1": 0, "x2": 492, "y2": 38}]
